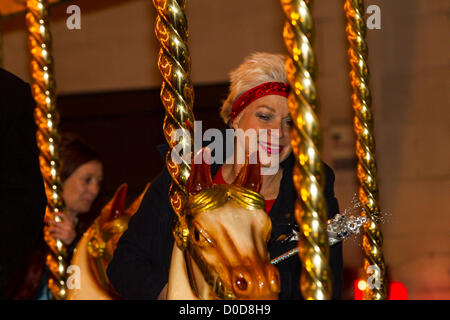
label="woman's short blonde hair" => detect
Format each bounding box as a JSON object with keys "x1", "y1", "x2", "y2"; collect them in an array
[{"x1": 220, "y1": 52, "x2": 288, "y2": 125}]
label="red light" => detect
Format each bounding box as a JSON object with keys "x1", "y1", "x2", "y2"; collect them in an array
[
  {"x1": 388, "y1": 281, "x2": 408, "y2": 300},
  {"x1": 354, "y1": 279, "x2": 364, "y2": 300}
]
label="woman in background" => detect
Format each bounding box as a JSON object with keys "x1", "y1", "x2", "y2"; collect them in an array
[{"x1": 10, "y1": 134, "x2": 103, "y2": 300}]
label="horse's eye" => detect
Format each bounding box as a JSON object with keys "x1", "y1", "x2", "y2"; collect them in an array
[
  {"x1": 194, "y1": 229, "x2": 201, "y2": 242},
  {"x1": 191, "y1": 226, "x2": 212, "y2": 247}
]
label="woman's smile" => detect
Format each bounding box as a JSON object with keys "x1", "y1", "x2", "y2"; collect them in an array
[{"x1": 259, "y1": 141, "x2": 284, "y2": 155}]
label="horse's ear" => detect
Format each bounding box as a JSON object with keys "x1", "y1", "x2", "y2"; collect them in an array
[
  {"x1": 125, "y1": 182, "x2": 150, "y2": 216},
  {"x1": 99, "y1": 184, "x2": 128, "y2": 225},
  {"x1": 232, "y1": 152, "x2": 261, "y2": 192},
  {"x1": 187, "y1": 148, "x2": 213, "y2": 195}
]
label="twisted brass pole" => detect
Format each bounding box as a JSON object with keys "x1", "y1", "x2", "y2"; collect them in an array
[
  {"x1": 0, "y1": 15, "x2": 3, "y2": 67},
  {"x1": 344, "y1": 0, "x2": 386, "y2": 300},
  {"x1": 153, "y1": 0, "x2": 195, "y2": 249},
  {"x1": 280, "y1": 0, "x2": 332, "y2": 299},
  {"x1": 25, "y1": 0, "x2": 67, "y2": 299}
]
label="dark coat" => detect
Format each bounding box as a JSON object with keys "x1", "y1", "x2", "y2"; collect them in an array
[
  {"x1": 107, "y1": 143, "x2": 343, "y2": 300},
  {"x1": 0, "y1": 68, "x2": 47, "y2": 299}
]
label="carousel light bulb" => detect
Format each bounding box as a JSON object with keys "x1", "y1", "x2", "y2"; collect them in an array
[{"x1": 358, "y1": 280, "x2": 367, "y2": 291}]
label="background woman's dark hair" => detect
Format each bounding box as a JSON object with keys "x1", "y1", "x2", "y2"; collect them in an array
[{"x1": 59, "y1": 133, "x2": 102, "y2": 182}]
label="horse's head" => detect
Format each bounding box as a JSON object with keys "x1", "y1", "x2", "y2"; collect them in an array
[
  {"x1": 182, "y1": 150, "x2": 280, "y2": 299},
  {"x1": 87, "y1": 183, "x2": 150, "y2": 294}
]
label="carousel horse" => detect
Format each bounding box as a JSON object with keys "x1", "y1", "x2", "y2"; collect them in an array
[
  {"x1": 67, "y1": 183, "x2": 150, "y2": 300},
  {"x1": 167, "y1": 151, "x2": 280, "y2": 300}
]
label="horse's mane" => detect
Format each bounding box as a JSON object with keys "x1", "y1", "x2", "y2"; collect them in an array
[
  {"x1": 186, "y1": 149, "x2": 265, "y2": 216},
  {"x1": 186, "y1": 184, "x2": 265, "y2": 216}
]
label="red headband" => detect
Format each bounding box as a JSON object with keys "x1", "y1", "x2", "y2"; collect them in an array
[{"x1": 230, "y1": 82, "x2": 290, "y2": 122}]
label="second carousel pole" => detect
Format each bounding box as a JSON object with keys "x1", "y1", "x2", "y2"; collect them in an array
[
  {"x1": 280, "y1": 0, "x2": 333, "y2": 299},
  {"x1": 344, "y1": 0, "x2": 386, "y2": 300},
  {"x1": 25, "y1": 0, "x2": 67, "y2": 299}
]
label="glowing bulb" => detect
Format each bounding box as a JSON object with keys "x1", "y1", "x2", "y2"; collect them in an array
[{"x1": 358, "y1": 280, "x2": 367, "y2": 291}]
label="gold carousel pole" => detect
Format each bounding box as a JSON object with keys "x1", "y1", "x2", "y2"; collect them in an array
[
  {"x1": 25, "y1": 0, "x2": 68, "y2": 299},
  {"x1": 153, "y1": 0, "x2": 195, "y2": 248},
  {"x1": 344, "y1": 0, "x2": 386, "y2": 300},
  {"x1": 280, "y1": 0, "x2": 332, "y2": 299},
  {"x1": 0, "y1": 15, "x2": 3, "y2": 67}
]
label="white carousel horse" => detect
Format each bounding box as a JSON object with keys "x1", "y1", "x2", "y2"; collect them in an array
[
  {"x1": 67, "y1": 183, "x2": 149, "y2": 300},
  {"x1": 167, "y1": 153, "x2": 280, "y2": 300}
]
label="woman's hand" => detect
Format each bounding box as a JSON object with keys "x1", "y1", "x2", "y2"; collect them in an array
[{"x1": 46, "y1": 212, "x2": 77, "y2": 245}]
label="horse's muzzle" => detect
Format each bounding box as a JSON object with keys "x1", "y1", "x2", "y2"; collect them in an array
[{"x1": 231, "y1": 263, "x2": 280, "y2": 300}]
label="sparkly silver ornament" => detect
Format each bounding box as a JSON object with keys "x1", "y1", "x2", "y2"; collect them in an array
[{"x1": 271, "y1": 194, "x2": 375, "y2": 265}]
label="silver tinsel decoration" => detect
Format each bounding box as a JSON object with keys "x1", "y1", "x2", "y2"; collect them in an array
[
  {"x1": 327, "y1": 212, "x2": 367, "y2": 246},
  {"x1": 271, "y1": 194, "x2": 375, "y2": 265}
]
